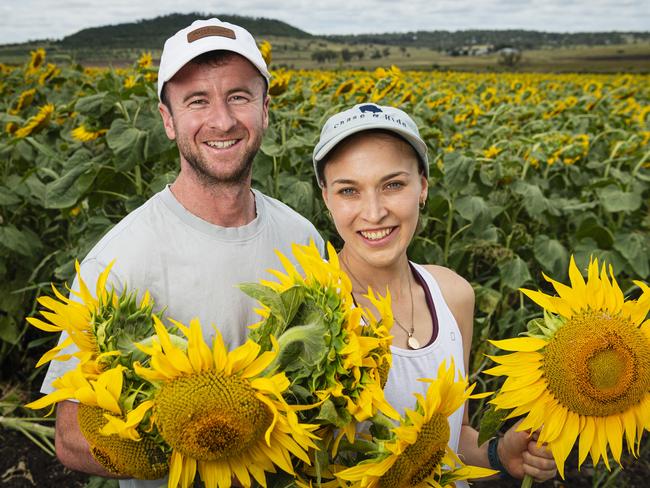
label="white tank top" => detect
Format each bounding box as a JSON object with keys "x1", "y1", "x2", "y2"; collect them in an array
[{"x1": 383, "y1": 262, "x2": 466, "y2": 454}]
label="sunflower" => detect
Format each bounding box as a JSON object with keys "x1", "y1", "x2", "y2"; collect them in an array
[
  {"x1": 9, "y1": 88, "x2": 37, "y2": 115},
  {"x1": 15, "y1": 103, "x2": 54, "y2": 138},
  {"x1": 335, "y1": 360, "x2": 495, "y2": 488},
  {"x1": 258, "y1": 40, "x2": 272, "y2": 66},
  {"x1": 485, "y1": 256, "x2": 650, "y2": 477},
  {"x1": 71, "y1": 124, "x2": 107, "y2": 142},
  {"x1": 244, "y1": 241, "x2": 397, "y2": 441},
  {"x1": 133, "y1": 316, "x2": 319, "y2": 488},
  {"x1": 137, "y1": 51, "x2": 153, "y2": 69},
  {"x1": 27, "y1": 260, "x2": 159, "y2": 375},
  {"x1": 26, "y1": 365, "x2": 166, "y2": 479}
]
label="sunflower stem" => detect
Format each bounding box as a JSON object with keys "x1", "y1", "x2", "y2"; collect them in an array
[{"x1": 521, "y1": 474, "x2": 534, "y2": 488}]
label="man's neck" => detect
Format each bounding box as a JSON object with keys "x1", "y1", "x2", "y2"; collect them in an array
[{"x1": 169, "y1": 172, "x2": 256, "y2": 227}]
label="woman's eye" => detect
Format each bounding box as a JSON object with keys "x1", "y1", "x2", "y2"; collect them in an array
[
  {"x1": 386, "y1": 181, "x2": 405, "y2": 190},
  {"x1": 339, "y1": 188, "x2": 357, "y2": 196}
]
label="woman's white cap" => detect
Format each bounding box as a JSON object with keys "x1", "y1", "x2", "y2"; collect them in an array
[{"x1": 313, "y1": 103, "x2": 429, "y2": 187}]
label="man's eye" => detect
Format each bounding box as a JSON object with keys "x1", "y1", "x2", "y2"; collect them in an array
[
  {"x1": 229, "y1": 95, "x2": 249, "y2": 104},
  {"x1": 339, "y1": 188, "x2": 357, "y2": 196}
]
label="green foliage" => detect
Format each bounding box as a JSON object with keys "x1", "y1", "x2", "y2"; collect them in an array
[{"x1": 1, "y1": 52, "x2": 649, "y2": 420}]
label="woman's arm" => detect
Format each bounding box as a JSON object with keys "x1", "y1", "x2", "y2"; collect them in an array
[{"x1": 424, "y1": 265, "x2": 557, "y2": 481}]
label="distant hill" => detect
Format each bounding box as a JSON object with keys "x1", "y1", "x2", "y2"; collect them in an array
[
  {"x1": 326, "y1": 29, "x2": 650, "y2": 51},
  {"x1": 58, "y1": 13, "x2": 312, "y2": 49}
]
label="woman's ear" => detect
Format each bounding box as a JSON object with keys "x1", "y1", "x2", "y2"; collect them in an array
[{"x1": 419, "y1": 174, "x2": 428, "y2": 205}]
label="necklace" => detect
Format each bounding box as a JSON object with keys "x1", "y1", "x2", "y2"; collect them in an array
[{"x1": 340, "y1": 252, "x2": 420, "y2": 350}]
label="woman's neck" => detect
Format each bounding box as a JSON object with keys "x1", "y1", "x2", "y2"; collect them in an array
[{"x1": 339, "y1": 247, "x2": 411, "y2": 301}]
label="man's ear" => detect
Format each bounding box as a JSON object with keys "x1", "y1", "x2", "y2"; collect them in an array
[
  {"x1": 262, "y1": 94, "x2": 270, "y2": 130},
  {"x1": 159, "y1": 102, "x2": 176, "y2": 140}
]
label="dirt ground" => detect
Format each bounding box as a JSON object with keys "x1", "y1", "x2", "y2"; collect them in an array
[{"x1": 1, "y1": 427, "x2": 648, "y2": 487}]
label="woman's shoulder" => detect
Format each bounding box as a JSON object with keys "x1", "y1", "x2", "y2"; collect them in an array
[{"x1": 418, "y1": 264, "x2": 475, "y2": 320}]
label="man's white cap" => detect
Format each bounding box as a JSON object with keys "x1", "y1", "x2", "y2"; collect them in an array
[
  {"x1": 157, "y1": 18, "x2": 271, "y2": 100},
  {"x1": 313, "y1": 103, "x2": 429, "y2": 187}
]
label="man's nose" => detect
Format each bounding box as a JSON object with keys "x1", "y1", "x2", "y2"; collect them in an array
[{"x1": 206, "y1": 100, "x2": 237, "y2": 132}]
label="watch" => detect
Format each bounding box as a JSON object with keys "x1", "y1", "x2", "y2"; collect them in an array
[{"x1": 487, "y1": 436, "x2": 513, "y2": 479}]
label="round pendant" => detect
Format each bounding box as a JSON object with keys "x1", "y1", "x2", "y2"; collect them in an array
[{"x1": 407, "y1": 336, "x2": 421, "y2": 350}]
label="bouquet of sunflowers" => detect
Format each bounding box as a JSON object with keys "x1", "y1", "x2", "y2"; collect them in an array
[{"x1": 26, "y1": 242, "x2": 494, "y2": 488}]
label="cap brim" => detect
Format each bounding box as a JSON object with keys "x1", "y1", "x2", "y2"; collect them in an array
[{"x1": 314, "y1": 122, "x2": 429, "y2": 174}]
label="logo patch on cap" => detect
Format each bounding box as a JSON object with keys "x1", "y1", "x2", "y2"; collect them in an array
[
  {"x1": 359, "y1": 104, "x2": 382, "y2": 114},
  {"x1": 187, "y1": 26, "x2": 236, "y2": 43}
]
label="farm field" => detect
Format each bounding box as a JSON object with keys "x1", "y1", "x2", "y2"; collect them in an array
[
  {"x1": 1, "y1": 48, "x2": 649, "y2": 486},
  {"x1": 1, "y1": 39, "x2": 649, "y2": 72}
]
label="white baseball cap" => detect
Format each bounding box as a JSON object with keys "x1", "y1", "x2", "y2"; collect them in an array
[
  {"x1": 313, "y1": 103, "x2": 429, "y2": 187},
  {"x1": 157, "y1": 18, "x2": 271, "y2": 100}
]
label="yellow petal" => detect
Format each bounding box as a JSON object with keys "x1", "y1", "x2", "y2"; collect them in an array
[{"x1": 489, "y1": 337, "x2": 547, "y2": 352}]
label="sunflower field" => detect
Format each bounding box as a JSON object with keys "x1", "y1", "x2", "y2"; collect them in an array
[{"x1": 1, "y1": 48, "x2": 649, "y2": 485}]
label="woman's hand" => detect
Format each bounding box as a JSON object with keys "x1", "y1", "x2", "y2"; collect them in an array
[{"x1": 498, "y1": 421, "x2": 558, "y2": 482}]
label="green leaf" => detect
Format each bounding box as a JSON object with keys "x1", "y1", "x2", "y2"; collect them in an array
[
  {"x1": 25, "y1": 136, "x2": 64, "y2": 164},
  {"x1": 84, "y1": 476, "x2": 119, "y2": 488},
  {"x1": 0, "y1": 225, "x2": 42, "y2": 257},
  {"x1": 44, "y1": 161, "x2": 97, "y2": 209},
  {"x1": 238, "y1": 283, "x2": 287, "y2": 321},
  {"x1": 455, "y1": 195, "x2": 490, "y2": 225},
  {"x1": 106, "y1": 119, "x2": 147, "y2": 171},
  {"x1": 499, "y1": 256, "x2": 532, "y2": 291},
  {"x1": 613, "y1": 233, "x2": 650, "y2": 278},
  {"x1": 0, "y1": 315, "x2": 20, "y2": 345},
  {"x1": 478, "y1": 404, "x2": 511, "y2": 446},
  {"x1": 315, "y1": 398, "x2": 351, "y2": 428},
  {"x1": 533, "y1": 235, "x2": 569, "y2": 278},
  {"x1": 0, "y1": 186, "x2": 21, "y2": 206},
  {"x1": 575, "y1": 216, "x2": 614, "y2": 249},
  {"x1": 511, "y1": 181, "x2": 558, "y2": 219},
  {"x1": 475, "y1": 286, "x2": 502, "y2": 315},
  {"x1": 280, "y1": 178, "x2": 314, "y2": 216},
  {"x1": 442, "y1": 152, "x2": 475, "y2": 193},
  {"x1": 274, "y1": 319, "x2": 330, "y2": 374},
  {"x1": 280, "y1": 286, "x2": 305, "y2": 325},
  {"x1": 597, "y1": 185, "x2": 642, "y2": 213},
  {"x1": 74, "y1": 93, "x2": 109, "y2": 115}
]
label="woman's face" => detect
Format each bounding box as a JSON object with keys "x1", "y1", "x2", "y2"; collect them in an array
[{"x1": 321, "y1": 131, "x2": 428, "y2": 270}]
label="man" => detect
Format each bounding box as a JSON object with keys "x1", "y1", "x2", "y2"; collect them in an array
[{"x1": 41, "y1": 18, "x2": 323, "y2": 487}]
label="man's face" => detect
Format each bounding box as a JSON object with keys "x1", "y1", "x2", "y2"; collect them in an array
[{"x1": 159, "y1": 54, "x2": 269, "y2": 186}]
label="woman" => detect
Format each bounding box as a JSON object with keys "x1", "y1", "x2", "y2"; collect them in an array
[{"x1": 312, "y1": 103, "x2": 557, "y2": 484}]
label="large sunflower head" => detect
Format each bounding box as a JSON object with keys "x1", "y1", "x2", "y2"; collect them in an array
[
  {"x1": 27, "y1": 260, "x2": 161, "y2": 375},
  {"x1": 485, "y1": 256, "x2": 650, "y2": 477},
  {"x1": 242, "y1": 241, "x2": 397, "y2": 439},
  {"x1": 134, "y1": 316, "x2": 319, "y2": 488},
  {"x1": 335, "y1": 360, "x2": 495, "y2": 488}
]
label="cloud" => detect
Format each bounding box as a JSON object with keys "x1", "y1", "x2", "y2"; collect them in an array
[{"x1": 1, "y1": 0, "x2": 648, "y2": 44}]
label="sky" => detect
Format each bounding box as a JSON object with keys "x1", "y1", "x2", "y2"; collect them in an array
[{"x1": 1, "y1": 0, "x2": 648, "y2": 44}]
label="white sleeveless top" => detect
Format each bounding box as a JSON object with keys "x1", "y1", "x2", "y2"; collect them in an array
[{"x1": 383, "y1": 262, "x2": 466, "y2": 454}]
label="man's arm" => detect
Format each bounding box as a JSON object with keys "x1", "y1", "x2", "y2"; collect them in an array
[{"x1": 56, "y1": 398, "x2": 127, "y2": 478}]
